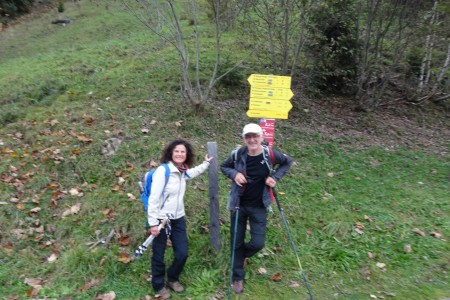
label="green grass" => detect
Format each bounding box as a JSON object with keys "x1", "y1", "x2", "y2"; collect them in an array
[{"x1": 0, "y1": 1, "x2": 449, "y2": 299}]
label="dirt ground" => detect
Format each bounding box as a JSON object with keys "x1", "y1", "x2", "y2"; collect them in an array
[{"x1": 293, "y1": 96, "x2": 449, "y2": 157}]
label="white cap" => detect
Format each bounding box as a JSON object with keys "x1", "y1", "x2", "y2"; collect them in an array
[{"x1": 242, "y1": 123, "x2": 263, "y2": 136}]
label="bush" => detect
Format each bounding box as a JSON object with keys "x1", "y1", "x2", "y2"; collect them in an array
[
  {"x1": 0, "y1": 0, "x2": 35, "y2": 18},
  {"x1": 57, "y1": 1, "x2": 64, "y2": 13}
]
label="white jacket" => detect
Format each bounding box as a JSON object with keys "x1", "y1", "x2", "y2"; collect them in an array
[{"x1": 147, "y1": 160, "x2": 210, "y2": 227}]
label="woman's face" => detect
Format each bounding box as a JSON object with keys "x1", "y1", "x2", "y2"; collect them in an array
[{"x1": 172, "y1": 144, "x2": 187, "y2": 165}]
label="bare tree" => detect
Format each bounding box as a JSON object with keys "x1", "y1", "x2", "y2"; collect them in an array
[
  {"x1": 355, "y1": 0, "x2": 430, "y2": 110},
  {"x1": 120, "y1": 0, "x2": 245, "y2": 109},
  {"x1": 416, "y1": 0, "x2": 450, "y2": 104},
  {"x1": 237, "y1": 0, "x2": 313, "y2": 76}
]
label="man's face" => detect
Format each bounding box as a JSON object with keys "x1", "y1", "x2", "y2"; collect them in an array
[{"x1": 243, "y1": 133, "x2": 263, "y2": 151}]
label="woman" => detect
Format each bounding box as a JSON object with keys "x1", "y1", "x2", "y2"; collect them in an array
[{"x1": 148, "y1": 139, "x2": 213, "y2": 299}]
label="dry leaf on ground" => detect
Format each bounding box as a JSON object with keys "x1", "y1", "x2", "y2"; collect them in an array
[{"x1": 412, "y1": 227, "x2": 426, "y2": 237}]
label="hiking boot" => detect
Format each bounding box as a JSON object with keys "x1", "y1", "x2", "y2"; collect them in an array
[
  {"x1": 232, "y1": 280, "x2": 244, "y2": 294},
  {"x1": 156, "y1": 287, "x2": 171, "y2": 299},
  {"x1": 168, "y1": 281, "x2": 184, "y2": 292}
]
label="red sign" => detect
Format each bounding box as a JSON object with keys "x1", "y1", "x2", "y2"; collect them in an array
[{"x1": 259, "y1": 118, "x2": 275, "y2": 147}]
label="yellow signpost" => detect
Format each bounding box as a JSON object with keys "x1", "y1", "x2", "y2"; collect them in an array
[
  {"x1": 247, "y1": 74, "x2": 292, "y2": 89},
  {"x1": 246, "y1": 74, "x2": 294, "y2": 120},
  {"x1": 249, "y1": 99, "x2": 293, "y2": 111},
  {"x1": 246, "y1": 110, "x2": 289, "y2": 119}
]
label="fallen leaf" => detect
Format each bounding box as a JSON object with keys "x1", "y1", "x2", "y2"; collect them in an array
[
  {"x1": 376, "y1": 262, "x2": 386, "y2": 269},
  {"x1": 257, "y1": 267, "x2": 267, "y2": 275},
  {"x1": 429, "y1": 231, "x2": 442, "y2": 239},
  {"x1": 117, "y1": 253, "x2": 132, "y2": 264},
  {"x1": 327, "y1": 172, "x2": 334, "y2": 177},
  {"x1": 10, "y1": 228, "x2": 24, "y2": 238},
  {"x1": 26, "y1": 288, "x2": 40, "y2": 297},
  {"x1": 289, "y1": 281, "x2": 300, "y2": 288},
  {"x1": 368, "y1": 252, "x2": 376, "y2": 259},
  {"x1": 76, "y1": 134, "x2": 92, "y2": 144},
  {"x1": 46, "y1": 252, "x2": 59, "y2": 263},
  {"x1": 355, "y1": 228, "x2": 364, "y2": 235},
  {"x1": 141, "y1": 128, "x2": 149, "y2": 134},
  {"x1": 175, "y1": 120, "x2": 183, "y2": 127},
  {"x1": 29, "y1": 207, "x2": 41, "y2": 214},
  {"x1": 111, "y1": 185, "x2": 121, "y2": 192},
  {"x1": 355, "y1": 221, "x2": 364, "y2": 229},
  {"x1": 61, "y1": 203, "x2": 81, "y2": 218},
  {"x1": 24, "y1": 278, "x2": 42, "y2": 289},
  {"x1": 76, "y1": 278, "x2": 101, "y2": 293},
  {"x1": 1, "y1": 242, "x2": 13, "y2": 251},
  {"x1": 412, "y1": 227, "x2": 426, "y2": 237},
  {"x1": 85, "y1": 118, "x2": 94, "y2": 126},
  {"x1": 404, "y1": 244, "x2": 412, "y2": 253},
  {"x1": 51, "y1": 189, "x2": 66, "y2": 201},
  {"x1": 95, "y1": 291, "x2": 116, "y2": 300},
  {"x1": 119, "y1": 236, "x2": 131, "y2": 246},
  {"x1": 270, "y1": 272, "x2": 282, "y2": 282},
  {"x1": 69, "y1": 188, "x2": 82, "y2": 196},
  {"x1": 273, "y1": 246, "x2": 282, "y2": 252}
]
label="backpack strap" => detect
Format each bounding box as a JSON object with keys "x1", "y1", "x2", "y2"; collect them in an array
[
  {"x1": 261, "y1": 145, "x2": 275, "y2": 174},
  {"x1": 159, "y1": 163, "x2": 171, "y2": 209},
  {"x1": 232, "y1": 146, "x2": 245, "y2": 168},
  {"x1": 262, "y1": 146, "x2": 277, "y2": 202}
]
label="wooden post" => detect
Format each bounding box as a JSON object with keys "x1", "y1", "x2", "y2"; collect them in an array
[{"x1": 207, "y1": 142, "x2": 220, "y2": 252}]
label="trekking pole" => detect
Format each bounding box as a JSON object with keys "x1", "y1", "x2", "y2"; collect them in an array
[
  {"x1": 228, "y1": 206, "x2": 239, "y2": 300},
  {"x1": 271, "y1": 188, "x2": 314, "y2": 300},
  {"x1": 132, "y1": 214, "x2": 173, "y2": 260}
]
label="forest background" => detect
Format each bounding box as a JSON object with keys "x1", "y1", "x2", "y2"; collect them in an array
[{"x1": 0, "y1": 0, "x2": 449, "y2": 299}]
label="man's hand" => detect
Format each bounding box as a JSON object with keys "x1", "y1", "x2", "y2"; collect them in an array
[
  {"x1": 234, "y1": 172, "x2": 247, "y2": 187},
  {"x1": 265, "y1": 176, "x2": 277, "y2": 188}
]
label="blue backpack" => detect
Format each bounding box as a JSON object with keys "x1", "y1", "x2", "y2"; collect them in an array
[{"x1": 139, "y1": 163, "x2": 171, "y2": 211}]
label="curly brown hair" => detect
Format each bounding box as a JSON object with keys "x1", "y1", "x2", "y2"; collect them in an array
[{"x1": 160, "y1": 139, "x2": 195, "y2": 167}]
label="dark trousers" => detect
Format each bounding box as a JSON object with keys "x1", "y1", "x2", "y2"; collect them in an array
[
  {"x1": 230, "y1": 206, "x2": 267, "y2": 281},
  {"x1": 151, "y1": 217, "x2": 188, "y2": 291}
]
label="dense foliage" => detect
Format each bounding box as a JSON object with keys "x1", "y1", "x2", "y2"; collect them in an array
[{"x1": 0, "y1": 0, "x2": 35, "y2": 19}]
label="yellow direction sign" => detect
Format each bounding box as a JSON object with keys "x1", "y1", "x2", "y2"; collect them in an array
[
  {"x1": 250, "y1": 87, "x2": 294, "y2": 101},
  {"x1": 246, "y1": 110, "x2": 289, "y2": 120},
  {"x1": 247, "y1": 74, "x2": 294, "y2": 120},
  {"x1": 249, "y1": 98, "x2": 293, "y2": 112},
  {"x1": 247, "y1": 74, "x2": 291, "y2": 89}
]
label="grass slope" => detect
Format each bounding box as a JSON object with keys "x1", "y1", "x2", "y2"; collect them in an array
[{"x1": 0, "y1": 2, "x2": 448, "y2": 299}]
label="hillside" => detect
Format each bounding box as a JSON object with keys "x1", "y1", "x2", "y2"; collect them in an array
[{"x1": 0, "y1": 2, "x2": 449, "y2": 300}]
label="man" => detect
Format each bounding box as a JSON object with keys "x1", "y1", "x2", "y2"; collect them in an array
[{"x1": 221, "y1": 123, "x2": 293, "y2": 294}]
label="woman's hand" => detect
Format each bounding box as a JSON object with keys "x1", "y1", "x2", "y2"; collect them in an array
[
  {"x1": 150, "y1": 225, "x2": 160, "y2": 237},
  {"x1": 205, "y1": 154, "x2": 214, "y2": 162}
]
